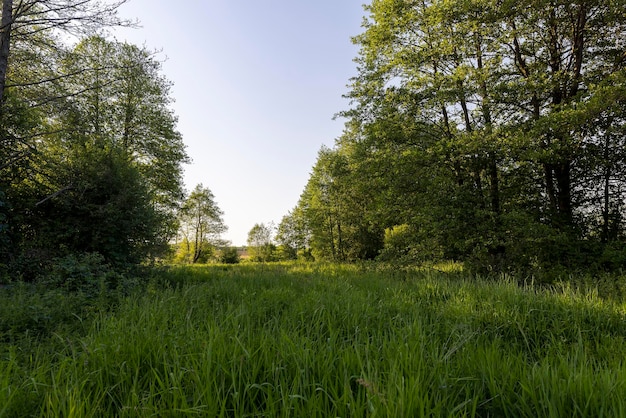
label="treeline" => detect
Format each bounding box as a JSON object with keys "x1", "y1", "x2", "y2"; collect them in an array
[
  {"x1": 278, "y1": 0, "x2": 626, "y2": 278},
  {"x1": 0, "y1": 1, "x2": 192, "y2": 279}
]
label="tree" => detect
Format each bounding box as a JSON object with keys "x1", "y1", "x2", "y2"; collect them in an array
[
  {"x1": 58, "y1": 36, "x2": 189, "y2": 212},
  {"x1": 247, "y1": 223, "x2": 276, "y2": 262},
  {"x1": 0, "y1": 0, "x2": 131, "y2": 109},
  {"x1": 276, "y1": 208, "x2": 309, "y2": 260},
  {"x1": 178, "y1": 184, "x2": 227, "y2": 264},
  {"x1": 0, "y1": 32, "x2": 189, "y2": 273},
  {"x1": 329, "y1": 0, "x2": 626, "y2": 273},
  {"x1": 294, "y1": 145, "x2": 385, "y2": 261},
  {"x1": 25, "y1": 145, "x2": 167, "y2": 267},
  {"x1": 218, "y1": 247, "x2": 240, "y2": 264},
  {"x1": 0, "y1": 3, "x2": 194, "y2": 278}
]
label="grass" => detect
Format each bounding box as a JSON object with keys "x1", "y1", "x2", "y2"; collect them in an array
[{"x1": 1, "y1": 262, "x2": 626, "y2": 416}]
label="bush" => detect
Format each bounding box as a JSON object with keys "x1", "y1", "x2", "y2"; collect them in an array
[
  {"x1": 24, "y1": 148, "x2": 168, "y2": 267},
  {"x1": 0, "y1": 282, "x2": 91, "y2": 342},
  {"x1": 40, "y1": 252, "x2": 126, "y2": 297},
  {"x1": 219, "y1": 247, "x2": 240, "y2": 264},
  {"x1": 297, "y1": 248, "x2": 315, "y2": 262}
]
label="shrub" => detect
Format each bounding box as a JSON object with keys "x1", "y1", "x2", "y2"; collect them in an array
[
  {"x1": 40, "y1": 252, "x2": 123, "y2": 297},
  {"x1": 219, "y1": 247, "x2": 240, "y2": 264}
]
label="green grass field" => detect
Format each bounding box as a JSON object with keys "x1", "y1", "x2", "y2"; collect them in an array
[{"x1": 2, "y1": 262, "x2": 626, "y2": 417}]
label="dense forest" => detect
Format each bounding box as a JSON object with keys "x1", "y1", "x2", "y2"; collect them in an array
[{"x1": 276, "y1": 0, "x2": 626, "y2": 280}]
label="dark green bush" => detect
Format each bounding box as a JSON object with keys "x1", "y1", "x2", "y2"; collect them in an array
[
  {"x1": 40, "y1": 253, "x2": 115, "y2": 295},
  {"x1": 219, "y1": 247, "x2": 240, "y2": 264}
]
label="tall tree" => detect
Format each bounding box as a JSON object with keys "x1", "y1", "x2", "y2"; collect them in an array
[
  {"x1": 0, "y1": 31, "x2": 189, "y2": 273},
  {"x1": 0, "y1": 0, "x2": 131, "y2": 108},
  {"x1": 58, "y1": 36, "x2": 189, "y2": 211},
  {"x1": 297, "y1": 0, "x2": 626, "y2": 273}
]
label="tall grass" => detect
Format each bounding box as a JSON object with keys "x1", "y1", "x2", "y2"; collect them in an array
[{"x1": 2, "y1": 262, "x2": 626, "y2": 416}]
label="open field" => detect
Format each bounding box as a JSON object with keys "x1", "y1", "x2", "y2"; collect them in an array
[{"x1": 2, "y1": 263, "x2": 626, "y2": 417}]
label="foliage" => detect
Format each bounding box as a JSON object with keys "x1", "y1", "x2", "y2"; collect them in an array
[
  {"x1": 28, "y1": 146, "x2": 168, "y2": 267},
  {"x1": 0, "y1": 260, "x2": 148, "y2": 347},
  {"x1": 378, "y1": 224, "x2": 426, "y2": 263},
  {"x1": 247, "y1": 222, "x2": 277, "y2": 262},
  {"x1": 0, "y1": 189, "x2": 8, "y2": 281},
  {"x1": 59, "y1": 36, "x2": 189, "y2": 212},
  {"x1": 218, "y1": 246, "x2": 241, "y2": 264},
  {"x1": 0, "y1": 0, "x2": 133, "y2": 107},
  {"x1": 34, "y1": 252, "x2": 145, "y2": 301},
  {"x1": 172, "y1": 239, "x2": 216, "y2": 264},
  {"x1": 289, "y1": 0, "x2": 626, "y2": 276},
  {"x1": 0, "y1": 29, "x2": 189, "y2": 276},
  {"x1": 295, "y1": 145, "x2": 384, "y2": 261},
  {"x1": 275, "y1": 208, "x2": 308, "y2": 260},
  {"x1": 176, "y1": 184, "x2": 227, "y2": 264}
]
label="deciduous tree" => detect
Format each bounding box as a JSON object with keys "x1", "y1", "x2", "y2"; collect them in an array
[
  {"x1": 293, "y1": 0, "x2": 626, "y2": 275},
  {"x1": 178, "y1": 184, "x2": 227, "y2": 264},
  {"x1": 0, "y1": 0, "x2": 131, "y2": 108},
  {"x1": 247, "y1": 222, "x2": 276, "y2": 262}
]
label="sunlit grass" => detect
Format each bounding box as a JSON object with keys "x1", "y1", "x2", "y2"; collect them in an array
[{"x1": 2, "y1": 262, "x2": 626, "y2": 416}]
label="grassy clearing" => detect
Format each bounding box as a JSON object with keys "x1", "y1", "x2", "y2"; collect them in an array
[{"x1": 1, "y1": 262, "x2": 626, "y2": 417}]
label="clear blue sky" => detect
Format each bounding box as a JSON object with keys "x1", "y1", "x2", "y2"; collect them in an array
[{"x1": 113, "y1": 1, "x2": 365, "y2": 246}]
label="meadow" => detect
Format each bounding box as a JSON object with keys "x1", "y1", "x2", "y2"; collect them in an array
[{"x1": 1, "y1": 262, "x2": 626, "y2": 417}]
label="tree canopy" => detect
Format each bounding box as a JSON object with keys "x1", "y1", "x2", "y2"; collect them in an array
[
  {"x1": 0, "y1": 2, "x2": 192, "y2": 277},
  {"x1": 247, "y1": 223, "x2": 276, "y2": 262},
  {"x1": 289, "y1": 0, "x2": 626, "y2": 277},
  {"x1": 177, "y1": 184, "x2": 227, "y2": 264}
]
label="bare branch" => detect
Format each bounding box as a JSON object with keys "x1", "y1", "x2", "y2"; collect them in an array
[{"x1": 35, "y1": 183, "x2": 72, "y2": 206}]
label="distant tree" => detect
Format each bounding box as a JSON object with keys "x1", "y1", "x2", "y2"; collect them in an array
[
  {"x1": 247, "y1": 222, "x2": 276, "y2": 262},
  {"x1": 219, "y1": 247, "x2": 240, "y2": 264},
  {"x1": 276, "y1": 208, "x2": 309, "y2": 260},
  {"x1": 295, "y1": 145, "x2": 384, "y2": 261},
  {"x1": 178, "y1": 184, "x2": 227, "y2": 264}
]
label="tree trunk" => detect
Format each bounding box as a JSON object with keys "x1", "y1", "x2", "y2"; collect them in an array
[
  {"x1": 336, "y1": 220, "x2": 344, "y2": 261},
  {"x1": 193, "y1": 214, "x2": 202, "y2": 263},
  {"x1": 554, "y1": 162, "x2": 573, "y2": 225},
  {"x1": 0, "y1": 0, "x2": 13, "y2": 111},
  {"x1": 327, "y1": 211, "x2": 336, "y2": 259},
  {"x1": 544, "y1": 163, "x2": 558, "y2": 212},
  {"x1": 475, "y1": 35, "x2": 500, "y2": 215},
  {"x1": 601, "y1": 135, "x2": 611, "y2": 242}
]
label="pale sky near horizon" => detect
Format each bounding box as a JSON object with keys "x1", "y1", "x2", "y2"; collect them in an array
[{"x1": 112, "y1": 1, "x2": 366, "y2": 246}]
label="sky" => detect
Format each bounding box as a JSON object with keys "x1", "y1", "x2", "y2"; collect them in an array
[{"x1": 112, "y1": 1, "x2": 366, "y2": 246}]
